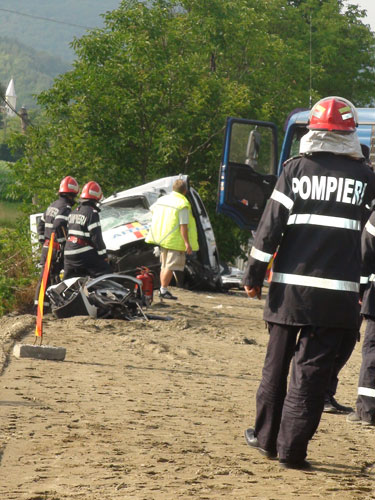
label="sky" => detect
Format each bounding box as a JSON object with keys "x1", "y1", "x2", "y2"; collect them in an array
[{"x1": 347, "y1": 0, "x2": 375, "y2": 31}]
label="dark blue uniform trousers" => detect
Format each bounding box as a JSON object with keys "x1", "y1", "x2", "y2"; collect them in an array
[
  {"x1": 254, "y1": 323, "x2": 357, "y2": 462},
  {"x1": 64, "y1": 249, "x2": 112, "y2": 280},
  {"x1": 356, "y1": 318, "x2": 375, "y2": 423},
  {"x1": 326, "y1": 330, "x2": 357, "y2": 399}
]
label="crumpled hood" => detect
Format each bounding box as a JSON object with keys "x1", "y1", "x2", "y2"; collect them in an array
[{"x1": 299, "y1": 130, "x2": 364, "y2": 159}]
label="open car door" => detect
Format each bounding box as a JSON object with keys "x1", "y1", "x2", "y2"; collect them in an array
[{"x1": 217, "y1": 117, "x2": 278, "y2": 230}]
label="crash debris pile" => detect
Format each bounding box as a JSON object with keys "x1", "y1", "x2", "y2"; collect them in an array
[{"x1": 46, "y1": 274, "x2": 148, "y2": 321}]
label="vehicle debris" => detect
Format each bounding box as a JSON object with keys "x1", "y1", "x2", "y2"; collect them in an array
[{"x1": 46, "y1": 274, "x2": 172, "y2": 321}]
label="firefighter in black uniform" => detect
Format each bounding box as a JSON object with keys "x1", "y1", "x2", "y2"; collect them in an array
[
  {"x1": 323, "y1": 143, "x2": 374, "y2": 414},
  {"x1": 242, "y1": 96, "x2": 375, "y2": 469},
  {"x1": 34, "y1": 176, "x2": 79, "y2": 311},
  {"x1": 347, "y1": 210, "x2": 375, "y2": 425},
  {"x1": 63, "y1": 181, "x2": 112, "y2": 279}
]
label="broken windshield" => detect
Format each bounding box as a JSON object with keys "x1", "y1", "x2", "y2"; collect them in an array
[{"x1": 100, "y1": 205, "x2": 152, "y2": 232}]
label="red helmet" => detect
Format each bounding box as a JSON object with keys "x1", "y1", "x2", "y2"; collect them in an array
[
  {"x1": 80, "y1": 181, "x2": 103, "y2": 201},
  {"x1": 308, "y1": 96, "x2": 358, "y2": 132},
  {"x1": 59, "y1": 176, "x2": 79, "y2": 194}
]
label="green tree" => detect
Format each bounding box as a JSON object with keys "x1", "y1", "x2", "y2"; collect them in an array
[
  {"x1": 280, "y1": 0, "x2": 375, "y2": 105},
  {"x1": 0, "y1": 81, "x2": 4, "y2": 129},
  {"x1": 9, "y1": 0, "x2": 375, "y2": 263}
]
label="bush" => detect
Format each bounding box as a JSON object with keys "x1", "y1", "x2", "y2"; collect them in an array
[
  {"x1": 0, "y1": 143, "x2": 20, "y2": 162},
  {"x1": 0, "y1": 217, "x2": 38, "y2": 316},
  {"x1": 0, "y1": 161, "x2": 18, "y2": 201}
]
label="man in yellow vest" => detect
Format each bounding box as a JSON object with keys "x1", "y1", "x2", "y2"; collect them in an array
[{"x1": 146, "y1": 179, "x2": 199, "y2": 300}]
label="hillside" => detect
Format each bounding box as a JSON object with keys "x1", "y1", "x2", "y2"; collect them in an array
[
  {"x1": 0, "y1": 37, "x2": 69, "y2": 109},
  {"x1": 0, "y1": 0, "x2": 121, "y2": 62}
]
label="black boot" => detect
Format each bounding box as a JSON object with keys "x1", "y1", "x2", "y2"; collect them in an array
[{"x1": 323, "y1": 396, "x2": 353, "y2": 414}]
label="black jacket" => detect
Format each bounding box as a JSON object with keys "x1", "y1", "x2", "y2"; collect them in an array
[
  {"x1": 360, "y1": 210, "x2": 375, "y2": 318},
  {"x1": 37, "y1": 195, "x2": 72, "y2": 245},
  {"x1": 64, "y1": 201, "x2": 107, "y2": 258},
  {"x1": 243, "y1": 153, "x2": 375, "y2": 329}
]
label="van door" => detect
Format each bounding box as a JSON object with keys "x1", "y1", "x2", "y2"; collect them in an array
[
  {"x1": 217, "y1": 117, "x2": 278, "y2": 230},
  {"x1": 189, "y1": 187, "x2": 220, "y2": 271},
  {"x1": 29, "y1": 212, "x2": 43, "y2": 257}
]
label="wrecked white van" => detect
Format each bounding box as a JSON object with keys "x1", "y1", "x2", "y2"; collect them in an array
[{"x1": 30, "y1": 175, "x2": 240, "y2": 291}]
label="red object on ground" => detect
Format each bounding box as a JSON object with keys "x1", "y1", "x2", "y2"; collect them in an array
[{"x1": 136, "y1": 267, "x2": 154, "y2": 305}]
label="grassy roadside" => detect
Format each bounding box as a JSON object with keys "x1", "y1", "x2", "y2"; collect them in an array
[
  {"x1": 0, "y1": 201, "x2": 23, "y2": 228},
  {"x1": 0, "y1": 213, "x2": 38, "y2": 316}
]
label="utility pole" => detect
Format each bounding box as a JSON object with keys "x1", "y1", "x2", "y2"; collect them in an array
[{"x1": 19, "y1": 106, "x2": 29, "y2": 134}]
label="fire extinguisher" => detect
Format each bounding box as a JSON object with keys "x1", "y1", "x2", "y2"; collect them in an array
[{"x1": 136, "y1": 266, "x2": 154, "y2": 306}]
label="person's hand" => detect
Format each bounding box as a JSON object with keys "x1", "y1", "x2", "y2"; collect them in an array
[
  {"x1": 244, "y1": 285, "x2": 261, "y2": 299},
  {"x1": 185, "y1": 243, "x2": 192, "y2": 255}
]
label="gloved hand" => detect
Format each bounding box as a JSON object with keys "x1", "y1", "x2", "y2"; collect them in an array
[{"x1": 153, "y1": 246, "x2": 160, "y2": 258}]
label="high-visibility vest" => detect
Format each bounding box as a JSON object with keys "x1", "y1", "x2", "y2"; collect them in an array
[{"x1": 146, "y1": 191, "x2": 199, "y2": 251}]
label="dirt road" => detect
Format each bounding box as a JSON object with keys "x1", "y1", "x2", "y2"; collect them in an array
[{"x1": 1, "y1": 288, "x2": 375, "y2": 499}]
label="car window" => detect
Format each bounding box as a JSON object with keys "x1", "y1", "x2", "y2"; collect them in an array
[
  {"x1": 290, "y1": 126, "x2": 308, "y2": 157},
  {"x1": 229, "y1": 122, "x2": 276, "y2": 175},
  {"x1": 100, "y1": 205, "x2": 152, "y2": 231}
]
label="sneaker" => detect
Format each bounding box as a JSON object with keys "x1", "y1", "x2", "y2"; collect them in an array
[
  {"x1": 346, "y1": 411, "x2": 373, "y2": 426},
  {"x1": 323, "y1": 396, "x2": 353, "y2": 414},
  {"x1": 159, "y1": 290, "x2": 177, "y2": 300}
]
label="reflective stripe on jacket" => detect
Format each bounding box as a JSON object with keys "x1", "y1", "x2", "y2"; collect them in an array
[
  {"x1": 145, "y1": 191, "x2": 199, "y2": 251},
  {"x1": 360, "y1": 214, "x2": 375, "y2": 318},
  {"x1": 242, "y1": 152, "x2": 375, "y2": 329},
  {"x1": 64, "y1": 202, "x2": 107, "y2": 258},
  {"x1": 37, "y1": 196, "x2": 72, "y2": 244}
]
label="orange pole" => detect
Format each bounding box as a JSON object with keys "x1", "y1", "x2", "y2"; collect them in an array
[{"x1": 35, "y1": 232, "x2": 55, "y2": 338}]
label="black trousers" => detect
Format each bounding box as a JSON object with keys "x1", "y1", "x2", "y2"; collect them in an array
[
  {"x1": 356, "y1": 318, "x2": 375, "y2": 423},
  {"x1": 34, "y1": 246, "x2": 62, "y2": 307},
  {"x1": 64, "y1": 249, "x2": 112, "y2": 280},
  {"x1": 326, "y1": 330, "x2": 357, "y2": 398},
  {"x1": 254, "y1": 323, "x2": 357, "y2": 462}
]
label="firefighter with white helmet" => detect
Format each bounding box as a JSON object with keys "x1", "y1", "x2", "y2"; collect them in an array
[
  {"x1": 34, "y1": 176, "x2": 79, "y2": 312},
  {"x1": 242, "y1": 96, "x2": 375, "y2": 469},
  {"x1": 63, "y1": 181, "x2": 112, "y2": 279}
]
